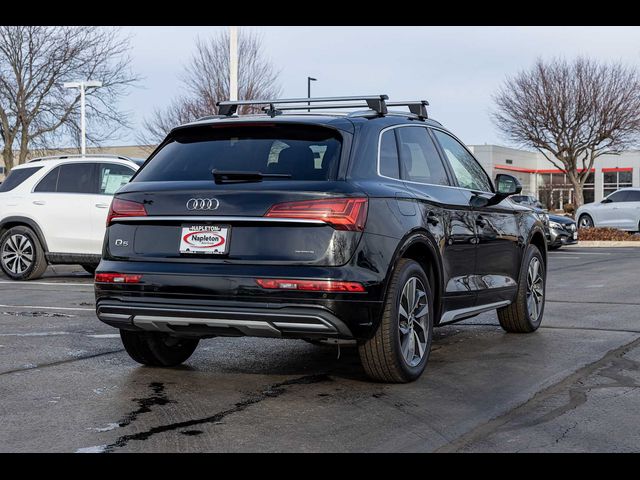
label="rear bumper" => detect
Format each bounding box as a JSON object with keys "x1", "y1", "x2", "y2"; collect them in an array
[
  {"x1": 97, "y1": 299, "x2": 354, "y2": 339},
  {"x1": 94, "y1": 260, "x2": 386, "y2": 339}
]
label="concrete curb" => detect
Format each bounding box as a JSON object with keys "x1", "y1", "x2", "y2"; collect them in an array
[{"x1": 568, "y1": 241, "x2": 640, "y2": 248}]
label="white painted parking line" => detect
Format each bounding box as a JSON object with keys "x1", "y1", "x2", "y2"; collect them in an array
[
  {"x1": 0, "y1": 331, "x2": 72, "y2": 337},
  {"x1": 549, "y1": 252, "x2": 612, "y2": 255},
  {"x1": 0, "y1": 304, "x2": 94, "y2": 311},
  {"x1": 0, "y1": 280, "x2": 93, "y2": 287},
  {"x1": 86, "y1": 334, "x2": 120, "y2": 339}
]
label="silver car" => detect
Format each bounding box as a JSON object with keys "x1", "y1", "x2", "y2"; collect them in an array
[{"x1": 576, "y1": 188, "x2": 640, "y2": 231}]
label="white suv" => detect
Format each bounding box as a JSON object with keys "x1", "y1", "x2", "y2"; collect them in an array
[
  {"x1": 576, "y1": 187, "x2": 640, "y2": 231},
  {"x1": 0, "y1": 155, "x2": 141, "y2": 280}
]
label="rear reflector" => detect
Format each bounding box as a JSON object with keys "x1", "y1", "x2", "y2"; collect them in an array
[
  {"x1": 264, "y1": 197, "x2": 368, "y2": 231},
  {"x1": 256, "y1": 278, "x2": 365, "y2": 292},
  {"x1": 106, "y1": 198, "x2": 147, "y2": 225},
  {"x1": 95, "y1": 273, "x2": 143, "y2": 284}
]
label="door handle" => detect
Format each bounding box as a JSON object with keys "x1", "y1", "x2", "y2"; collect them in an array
[
  {"x1": 426, "y1": 211, "x2": 439, "y2": 226},
  {"x1": 476, "y1": 216, "x2": 487, "y2": 228},
  {"x1": 95, "y1": 203, "x2": 109, "y2": 209},
  {"x1": 32, "y1": 200, "x2": 46, "y2": 206}
]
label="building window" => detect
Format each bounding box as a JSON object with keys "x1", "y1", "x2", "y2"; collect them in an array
[
  {"x1": 505, "y1": 159, "x2": 513, "y2": 164},
  {"x1": 603, "y1": 170, "x2": 633, "y2": 197},
  {"x1": 537, "y1": 171, "x2": 594, "y2": 211}
]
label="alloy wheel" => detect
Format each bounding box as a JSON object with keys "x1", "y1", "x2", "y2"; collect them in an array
[
  {"x1": 1, "y1": 234, "x2": 34, "y2": 275},
  {"x1": 398, "y1": 276, "x2": 429, "y2": 367},
  {"x1": 526, "y1": 257, "x2": 544, "y2": 322},
  {"x1": 578, "y1": 215, "x2": 593, "y2": 228}
]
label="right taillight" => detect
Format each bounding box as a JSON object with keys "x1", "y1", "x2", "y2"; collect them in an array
[
  {"x1": 106, "y1": 198, "x2": 147, "y2": 226},
  {"x1": 264, "y1": 197, "x2": 368, "y2": 231}
]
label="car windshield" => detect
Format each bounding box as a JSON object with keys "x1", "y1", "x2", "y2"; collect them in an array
[{"x1": 134, "y1": 124, "x2": 342, "y2": 182}]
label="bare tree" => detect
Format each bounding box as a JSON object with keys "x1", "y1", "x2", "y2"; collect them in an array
[
  {"x1": 492, "y1": 57, "x2": 640, "y2": 206},
  {"x1": 0, "y1": 26, "x2": 139, "y2": 172},
  {"x1": 140, "y1": 30, "x2": 281, "y2": 146}
]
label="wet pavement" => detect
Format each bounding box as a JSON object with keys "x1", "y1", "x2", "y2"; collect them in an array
[{"x1": 1, "y1": 248, "x2": 639, "y2": 452}]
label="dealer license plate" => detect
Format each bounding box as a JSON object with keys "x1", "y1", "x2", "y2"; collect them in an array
[{"x1": 179, "y1": 225, "x2": 229, "y2": 255}]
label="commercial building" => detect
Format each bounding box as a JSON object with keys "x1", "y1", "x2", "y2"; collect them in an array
[{"x1": 469, "y1": 145, "x2": 640, "y2": 211}]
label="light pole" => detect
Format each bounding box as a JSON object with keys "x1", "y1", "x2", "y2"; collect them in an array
[
  {"x1": 307, "y1": 77, "x2": 317, "y2": 112},
  {"x1": 63, "y1": 80, "x2": 102, "y2": 155},
  {"x1": 229, "y1": 26, "x2": 239, "y2": 102}
]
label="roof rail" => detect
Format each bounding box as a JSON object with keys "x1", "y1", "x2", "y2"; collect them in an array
[
  {"x1": 28, "y1": 153, "x2": 135, "y2": 163},
  {"x1": 217, "y1": 95, "x2": 389, "y2": 117}
]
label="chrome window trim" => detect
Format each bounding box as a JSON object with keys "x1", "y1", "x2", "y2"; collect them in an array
[{"x1": 376, "y1": 124, "x2": 495, "y2": 195}]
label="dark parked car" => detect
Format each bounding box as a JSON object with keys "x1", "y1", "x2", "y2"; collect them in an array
[
  {"x1": 510, "y1": 195, "x2": 577, "y2": 250},
  {"x1": 547, "y1": 214, "x2": 578, "y2": 249},
  {"x1": 95, "y1": 95, "x2": 547, "y2": 383}
]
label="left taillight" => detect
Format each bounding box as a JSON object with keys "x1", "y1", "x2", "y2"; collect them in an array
[
  {"x1": 264, "y1": 197, "x2": 368, "y2": 231},
  {"x1": 106, "y1": 198, "x2": 147, "y2": 226},
  {"x1": 95, "y1": 273, "x2": 142, "y2": 284}
]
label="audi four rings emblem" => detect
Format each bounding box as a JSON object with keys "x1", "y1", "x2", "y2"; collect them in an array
[{"x1": 186, "y1": 198, "x2": 220, "y2": 211}]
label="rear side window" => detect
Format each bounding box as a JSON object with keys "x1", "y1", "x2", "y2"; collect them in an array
[
  {"x1": 379, "y1": 130, "x2": 400, "y2": 178},
  {"x1": 34, "y1": 167, "x2": 59, "y2": 192},
  {"x1": 34, "y1": 163, "x2": 96, "y2": 194},
  {"x1": 0, "y1": 167, "x2": 42, "y2": 192},
  {"x1": 57, "y1": 163, "x2": 96, "y2": 193},
  {"x1": 134, "y1": 125, "x2": 343, "y2": 182},
  {"x1": 397, "y1": 127, "x2": 450, "y2": 186}
]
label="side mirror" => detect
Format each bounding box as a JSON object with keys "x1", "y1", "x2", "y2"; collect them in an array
[
  {"x1": 495, "y1": 173, "x2": 522, "y2": 196},
  {"x1": 483, "y1": 174, "x2": 522, "y2": 207},
  {"x1": 601, "y1": 198, "x2": 612, "y2": 204}
]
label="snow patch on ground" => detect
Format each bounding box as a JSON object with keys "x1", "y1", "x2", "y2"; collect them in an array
[{"x1": 76, "y1": 445, "x2": 107, "y2": 453}]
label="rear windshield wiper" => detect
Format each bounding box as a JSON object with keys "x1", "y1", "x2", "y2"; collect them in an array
[{"x1": 212, "y1": 170, "x2": 292, "y2": 184}]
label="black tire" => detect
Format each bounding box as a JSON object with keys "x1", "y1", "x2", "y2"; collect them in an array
[
  {"x1": 358, "y1": 259, "x2": 434, "y2": 383},
  {"x1": 497, "y1": 244, "x2": 546, "y2": 333},
  {"x1": 82, "y1": 264, "x2": 97, "y2": 275},
  {"x1": 578, "y1": 214, "x2": 594, "y2": 229},
  {"x1": 0, "y1": 226, "x2": 48, "y2": 281},
  {"x1": 120, "y1": 330, "x2": 199, "y2": 367}
]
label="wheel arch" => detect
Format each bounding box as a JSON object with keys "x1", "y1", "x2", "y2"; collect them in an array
[
  {"x1": 384, "y1": 230, "x2": 444, "y2": 323},
  {"x1": 0, "y1": 216, "x2": 49, "y2": 252},
  {"x1": 577, "y1": 210, "x2": 594, "y2": 224},
  {"x1": 527, "y1": 227, "x2": 547, "y2": 266}
]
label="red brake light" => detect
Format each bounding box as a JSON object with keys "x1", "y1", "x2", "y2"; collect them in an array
[
  {"x1": 265, "y1": 197, "x2": 368, "y2": 231},
  {"x1": 107, "y1": 198, "x2": 147, "y2": 226},
  {"x1": 95, "y1": 273, "x2": 142, "y2": 284},
  {"x1": 256, "y1": 279, "x2": 365, "y2": 292}
]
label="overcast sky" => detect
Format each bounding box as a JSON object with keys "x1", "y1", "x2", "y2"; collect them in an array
[{"x1": 119, "y1": 26, "x2": 640, "y2": 146}]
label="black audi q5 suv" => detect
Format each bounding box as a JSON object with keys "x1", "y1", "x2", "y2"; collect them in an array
[{"x1": 95, "y1": 95, "x2": 547, "y2": 383}]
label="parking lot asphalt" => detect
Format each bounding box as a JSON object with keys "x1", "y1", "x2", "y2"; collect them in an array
[{"x1": 1, "y1": 247, "x2": 639, "y2": 452}]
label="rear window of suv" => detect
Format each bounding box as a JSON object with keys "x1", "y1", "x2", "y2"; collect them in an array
[
  {"x1": 134, "y1": 124, "x2": 342, "y2": 182},
  {"x1": 0, "y1": 166, "x2": 42, "y2": 192}
]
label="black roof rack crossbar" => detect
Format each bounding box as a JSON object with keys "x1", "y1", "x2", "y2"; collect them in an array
[
  {"x1": 386, "y1": 101, "x2": 429, "y2": 119},
  {"x1": 217, "y1": 95, "x2": 389, "y2": 116}
]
